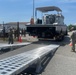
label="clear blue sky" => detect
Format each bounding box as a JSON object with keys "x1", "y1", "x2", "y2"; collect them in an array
[{"x1": 0, "y1": 0, "x2": 76, "y2": 25}]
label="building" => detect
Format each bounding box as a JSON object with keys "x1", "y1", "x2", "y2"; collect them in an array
[
  {"x1": 0, "y1": 22, "x2": 30, "y2": 34},
  {"x1": 5, "y1": 22, "x2": 30, "y2": 29}
]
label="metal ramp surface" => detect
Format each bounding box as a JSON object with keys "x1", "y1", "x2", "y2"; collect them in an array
[
  {"x1": 0, "y1": 42, "x2": 31, "y2": 50},
  {"x1": 0, "y1": 44, "x2": 59, "y2": 75}
]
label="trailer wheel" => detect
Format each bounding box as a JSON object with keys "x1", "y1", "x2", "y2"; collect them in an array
[
  {"x1": 58, "y1": 35, "x2": 64, "y2": 41},
  {"x1": 55, "y1": 34, "x2": 64, "y2": 41},
  {"x1": 59, "y1": 36, "x2": 64, "y2": 41},
  {"x1": 65, "y1": 30, "x2": 68, "y2": 35}
]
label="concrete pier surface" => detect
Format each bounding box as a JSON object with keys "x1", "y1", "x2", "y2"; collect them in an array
[
  {"x1": 0, "y1": 33, "x2": 76, "y2": 75},
  {"x1": 41, "y1": 33, "x2": 76, "y2": 75}
]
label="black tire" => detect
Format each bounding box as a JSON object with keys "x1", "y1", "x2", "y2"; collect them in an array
[{"x1": 65, "y1": 30, "x2": 68, "y2": 35}]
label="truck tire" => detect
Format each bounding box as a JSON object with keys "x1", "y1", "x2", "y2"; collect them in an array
[
  {"x1": 59, "y1": 35, "x2": 64, "y2": 41},
  {"x1": 55, "y1": 34, "x2": 64, "y2": 41},
  {"x1": 65, "y1": 30, "x2": 68, "y2": 35}
]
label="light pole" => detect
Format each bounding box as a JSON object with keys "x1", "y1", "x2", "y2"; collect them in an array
[
  {"x1": 3, "y1": 21, "x2": 5, "y2": 40},
  {"x1": 30, "y1": 0, "x2": 35, "y2": 24},
  {"x1": 33, "y1": 0, "x2": 35, "y2": 19}
]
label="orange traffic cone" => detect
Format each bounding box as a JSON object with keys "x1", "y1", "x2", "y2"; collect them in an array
[
  {"x1": 19, "y1": 36, "x2": 22, "y2": 43},
  {"x1": 69, "y1": 42, "x2": 72, "y2": 46}
]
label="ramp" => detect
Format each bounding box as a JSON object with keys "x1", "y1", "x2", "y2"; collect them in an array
[
  {"x1": 0, "y1": 42, "x2": 31, "y2": 50},
  {"x1": 0, "y1": 44, "x2": 59, "y2": 75}
]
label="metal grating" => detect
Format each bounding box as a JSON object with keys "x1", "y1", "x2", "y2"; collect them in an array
[{"x1": 0, "y1": 44, "x2": 59, "y2": 75}]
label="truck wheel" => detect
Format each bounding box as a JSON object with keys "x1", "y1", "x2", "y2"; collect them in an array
[
  {"x1": 55, "y1": 35, "x2": 64, "y2": 41},
  {"x1": 59, "y1": 35, "x2": 64, "y2": 41},
  {"x1": 65, "y1": 30, "x2": 68, "y2": 35}
]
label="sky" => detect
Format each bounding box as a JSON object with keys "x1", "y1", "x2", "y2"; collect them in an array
[{"x1": 0, "y1": 0, "x2": 76, "y2": 25}]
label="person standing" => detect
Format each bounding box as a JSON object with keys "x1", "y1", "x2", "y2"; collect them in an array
[
  {"x1": 3, "y1": 27, "x2": 5, "y2": 40},
  {"x1": 23, "y1": 28, "x2": 26, "y2": 37},
  {"x1": 14, "y1": 29, "x2": 17, "y2": 38},
  {"x1": 70, "y1": 27, "x2": 76, "y2": 52},
  {"x1": 8, "y1": 29, "x2": 14, "y2": 44}
]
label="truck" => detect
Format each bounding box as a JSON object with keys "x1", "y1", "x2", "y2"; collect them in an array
[{"x1": 26, "y1": 6, "x2": 67, "y2": 41}]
